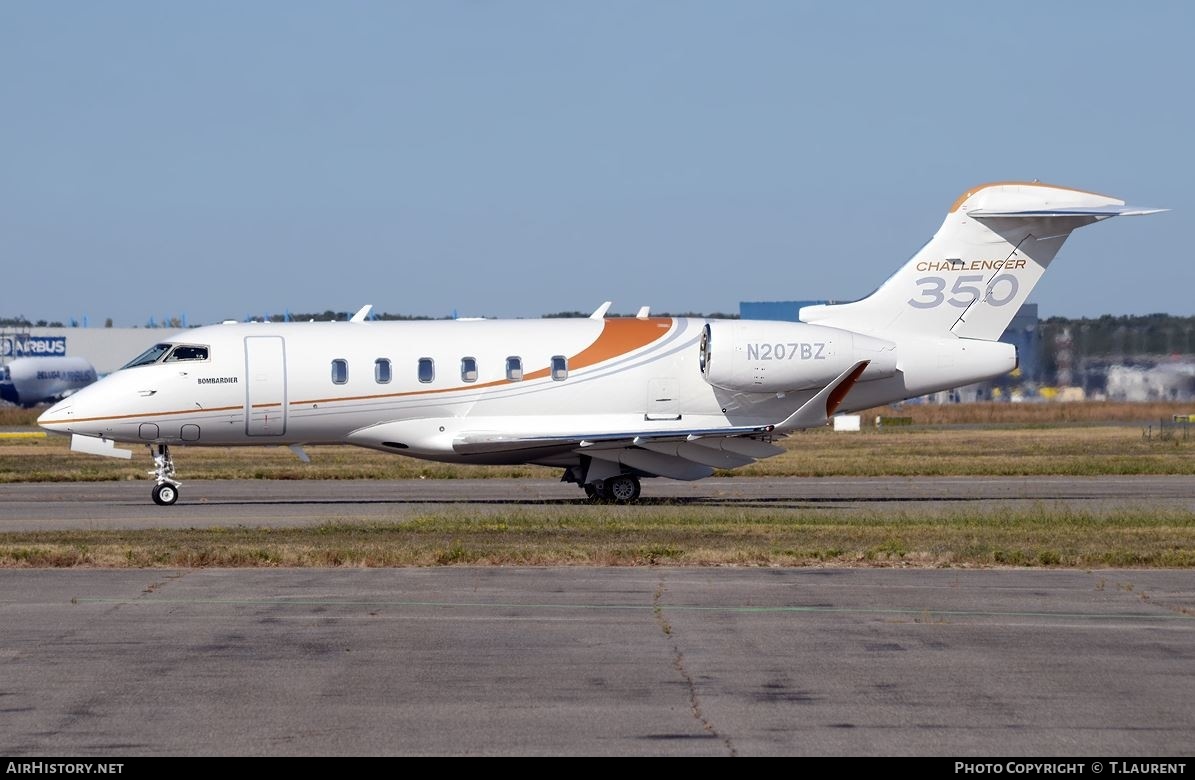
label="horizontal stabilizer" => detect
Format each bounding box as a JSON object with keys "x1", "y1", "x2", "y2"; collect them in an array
[{"x1": 969, "y1": 205, "x2": 1166, "y2": 218}]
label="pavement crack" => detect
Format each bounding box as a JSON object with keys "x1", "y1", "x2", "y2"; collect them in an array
[
  {"x1": 140, "y1": 569, "x2": 191, "y2": 597},
  {"x1": 653, "y1": 576, "x2": 737, "y2": 756}
]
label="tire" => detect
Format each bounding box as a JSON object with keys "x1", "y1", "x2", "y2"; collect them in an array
[
  {"x1": 583, "y1": 483, "x2": 599, "y2": 500},
  {"x1": 606, "y1": 476, "x2": 641, "y2": 504},
  {"x1": 152, "y1": 483, "x2": 179, "y2": 506}
]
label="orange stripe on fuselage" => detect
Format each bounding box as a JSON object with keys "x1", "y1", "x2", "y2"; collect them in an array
[
  {"x1": 39, "y1": 405, "x2": 242, "y2": 426},
  {"x1": 566, "y1": 317, "x2": 673, "y2": 372}
]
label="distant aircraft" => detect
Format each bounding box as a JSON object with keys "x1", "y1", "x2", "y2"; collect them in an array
[
  {"x1": 38, "y1": 182, "x2": 1164, "y2": 505},
  {"x1": 0, "y1": 357, "x2": 98, "y2": 408}
]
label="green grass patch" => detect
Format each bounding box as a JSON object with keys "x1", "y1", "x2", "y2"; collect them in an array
[{"x1": 2, "y1": 506, "x2": 1193, "y2": 569}]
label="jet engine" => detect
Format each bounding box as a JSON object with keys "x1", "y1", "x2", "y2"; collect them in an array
[{"x1": 699, "y1": 321, "x2": 897, "y2": 393}]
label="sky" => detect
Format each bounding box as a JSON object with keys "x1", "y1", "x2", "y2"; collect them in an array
[{"x1": 1, "y1": 2, "x2": 1191, "y2": 326}]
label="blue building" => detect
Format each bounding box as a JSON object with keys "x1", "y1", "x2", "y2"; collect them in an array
[{"x1": 738, "y1": 301, "x2": 827, "y2": 322}]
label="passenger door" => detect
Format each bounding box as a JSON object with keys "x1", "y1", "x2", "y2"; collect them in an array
[{"x1": 244, "y1": 336, "x2": 286, "y2": 436}]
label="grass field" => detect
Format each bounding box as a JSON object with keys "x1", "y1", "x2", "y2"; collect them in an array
[
  {"x1": 2, "y1": 506, "x2": 1193, "y2": 570},
  {"x1": 3, "y1": 401, "x2": 1192, "y2": 570},
  {"x1": 2, "y1": 417, "x2": 1190, "y2": 482}
]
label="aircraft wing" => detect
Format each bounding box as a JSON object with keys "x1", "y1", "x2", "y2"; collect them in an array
[
  {"x1": 453, "y1": 425, "x2": 784, "y2": 480},
  {"x1": 346, "y1": 361, "x2": 869, "y2": 480},
  {"x1": 453, "y1": 423, "x2": 775, "y2": 452},
  {"x1": 449, "y1": 360, "x2": 871, "y2": 480}
]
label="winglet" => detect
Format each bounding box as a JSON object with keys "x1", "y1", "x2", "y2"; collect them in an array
[
  {"x1": 635, "y1": 306, "x2": 651, "y2": 319},
  {"x1": 590, "y1": 301, "x2": 613, "y2": 320},
  {"x1": 350, "y1": 304, "x2": 373, "y2": 323},
  {"x1": 774, "y1": 361, "x2": 870, "y2": 432}
]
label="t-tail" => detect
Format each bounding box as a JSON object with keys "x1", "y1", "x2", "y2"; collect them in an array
[{"x1": 800, "y1": 181, "x2": 1166, "y2": 340}]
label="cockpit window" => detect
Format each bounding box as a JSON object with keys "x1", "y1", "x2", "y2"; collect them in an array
[
  {"x1": 122, "y1": 343, "x2": 173, "y2": 369},
  {"x1": 165, "y1": 345, "x2": 209, "y2": 362}
]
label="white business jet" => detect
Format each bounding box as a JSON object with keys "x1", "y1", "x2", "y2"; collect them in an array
[{"x1": 39, "y1": 182, "x2": 1163, "y2": 505}]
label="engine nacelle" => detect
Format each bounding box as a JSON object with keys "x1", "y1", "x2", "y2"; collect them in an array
[{"x1": 699, "y1": 321, "x2": 897, "y2": 392}]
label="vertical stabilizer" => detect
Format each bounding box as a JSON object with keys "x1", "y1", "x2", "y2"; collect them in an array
[{"x1": 800, "y1": 182, "x2": 1163, "y2": 341}]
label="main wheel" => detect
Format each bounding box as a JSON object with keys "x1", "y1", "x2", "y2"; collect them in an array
[
  {"x1": 583, "y1": 483, "x2": 599, "y2": 501},
  {"x1": 606, "y1": 475, "x2": 641, "y2": 504},
  {"x1": 152, "y1": 483, "x2": 179, "y2": 506}
]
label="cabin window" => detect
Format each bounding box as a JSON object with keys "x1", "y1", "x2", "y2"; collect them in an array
[
  {"x1": 375, "y1": 358, "x2": 392, "y2": 384},
  {"x1": 551, "y1": 355, "x2": 568, "y2": 381},
  {"x1": 122, "y1": 343, "x2": 173, "y2": 369},
  {"x1": 418, "y1": 357, "x2": 435, "y2": 383},
  {"x1": 461, "y1": 357, "x2": 478, "y2": 383},
  {"x1": 331, "y1": 359, "x2": 348, "y2": 384},
  {"x1": 505, "y1": 356, "x2": 523, "y2": 381},
  {"x1": 165, "y1": 344, "x2": 209, "y2": 362}
]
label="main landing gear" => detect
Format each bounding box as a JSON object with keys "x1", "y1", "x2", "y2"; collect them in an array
[
  {"x1": 149, "y1": 444, "x2": 181, "y2": 506},
  {"x1": 583, "y1": 475, "x2": 641, "y2": 504}
]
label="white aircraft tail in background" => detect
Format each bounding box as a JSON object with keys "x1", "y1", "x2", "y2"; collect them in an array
[{"x1": 38, "y1": 181, "x2": 1164, "y2": 505}]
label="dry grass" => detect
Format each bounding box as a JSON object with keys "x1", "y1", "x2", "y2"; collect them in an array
[
  {"x1": 2, "y1": 422, "x2": 1190, "y2": 482},
  {"x1": 2, "y1": 506, "x2": 1193, "y2": 568},
  {"x1": 0, "y1": 407, "x2": 40, "y2": 426},
  {"x1": 4, "y1": 401, "x2": 1192, "y2": 482},
  {"x1": 734, "y1": 425, "x2": 1194, "y2": 477},
  {"x1": 860, "y1": 401, "x2": 1193, "y2": 425},
  {"x1": 0, "y1": 439, "x2": 555, "y2": 482}
]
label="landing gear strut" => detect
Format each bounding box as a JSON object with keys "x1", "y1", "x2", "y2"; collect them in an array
[{"x1": 149, "y1": 444, "x2": 180, "y2": 506}]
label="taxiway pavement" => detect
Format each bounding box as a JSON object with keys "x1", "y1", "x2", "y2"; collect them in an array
[
  {"x1": 0, "y1": 567, "x2": 1192, "y2": 756},
  {"x1": 3, "y1": 475, "x2": 1194, "y2": 530}
]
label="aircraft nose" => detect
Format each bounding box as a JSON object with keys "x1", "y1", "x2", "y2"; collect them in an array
[{"x1": 37, "y1": 398, "x2": 75, "y2": 433}]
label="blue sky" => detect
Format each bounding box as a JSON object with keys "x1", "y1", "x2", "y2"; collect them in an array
[{"x1": 1, "y1": 2, "x2": 1190, "y2": 325}]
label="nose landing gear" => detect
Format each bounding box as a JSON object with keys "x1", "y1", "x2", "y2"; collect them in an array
[{"x1": 149, "y1": 444, "x2": 181, "y2": 506}]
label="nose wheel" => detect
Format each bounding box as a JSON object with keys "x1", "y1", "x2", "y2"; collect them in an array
[
  {"x1": 152, "y1": 482, "x2": 179, "y2": 506},
  {"x1": 148, "y1": 444, "x2": 181, "y2": 506}
]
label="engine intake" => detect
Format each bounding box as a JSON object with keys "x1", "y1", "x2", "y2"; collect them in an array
[{"x1": 699, "y1": 321, "x2": 897, "y2": 392}]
